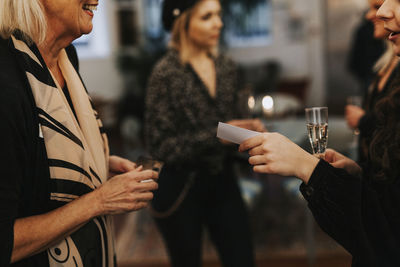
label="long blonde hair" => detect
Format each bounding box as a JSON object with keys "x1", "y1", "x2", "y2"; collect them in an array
[
  {"x1": 374, "y1": 40, "x2": 396, "y2": 75},
  {"x1": 0, "y1": 0, "x2": 47, "y2": 44},
  {"x1": 169, "y1": 1, "x2": 218, "y2": 63}
]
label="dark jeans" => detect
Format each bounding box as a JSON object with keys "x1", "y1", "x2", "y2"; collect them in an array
[{"x1": 153, "y1": 169, "x2": 255, "y2": 267}]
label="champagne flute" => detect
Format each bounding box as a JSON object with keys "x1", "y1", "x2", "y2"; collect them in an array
[{"x1": 305, "y1": 107, "x2": 328, "y2": 158}]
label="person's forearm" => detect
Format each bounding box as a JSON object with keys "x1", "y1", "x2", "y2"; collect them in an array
[{"x1": 11, "y1": 190, "x2": 101, "y2": 263}]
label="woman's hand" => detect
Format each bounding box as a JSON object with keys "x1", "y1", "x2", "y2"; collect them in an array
[
  {"x1": 227, "y1": 118, "x2": 267, "y2": 132},
  {"x1": 109, "y1": 155, "x2": 137, "y2": 177},
  {"x1": 345, "y1": 105, "x2": 365, "y2": 129},
  {"x1": 95, "y1": 167, "x2": 159, "y2": 215},
  {"x1": 324, "y1": 149, "x2": 362, "y2": 177},
  {"x1": 239, "y1": 133, "x2": 319, "y2": 183}
]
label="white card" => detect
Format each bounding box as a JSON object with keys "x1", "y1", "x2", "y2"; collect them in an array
[{"x1": 216, "y1": 122, "x2": 261, "y2": 144}]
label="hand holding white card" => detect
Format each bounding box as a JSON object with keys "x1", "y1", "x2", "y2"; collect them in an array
[{"x1": 217, "y1": 122, "x2": 262, "y2": 144}]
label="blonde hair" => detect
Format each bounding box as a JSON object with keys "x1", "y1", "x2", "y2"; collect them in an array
[
  {"x1": 169, "y1": 2, "x2": 218, "y2": 63},
  {"x1": 0, "y1": 0, "x2": 47, "y2": 44},
  {"x1": 374, "y1": 40, "x2": 396, "y2": 75}
]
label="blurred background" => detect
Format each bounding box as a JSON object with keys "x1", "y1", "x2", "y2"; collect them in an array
[{"x1": 76, "y1": 0, "x2": 371, "y2": 266}]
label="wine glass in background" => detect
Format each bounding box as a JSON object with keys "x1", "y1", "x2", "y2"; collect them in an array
[
  {"x1": 346, "y1": 96, "x2": 363, "y2": 135},
  {"x1": 346, "y1": 95, "x2": 363, "y2": 107},
  {"x1": 305, "y1": 107, "x2": 329, "y2": 159}
]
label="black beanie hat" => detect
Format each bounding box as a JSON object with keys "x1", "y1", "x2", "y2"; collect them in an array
[{"x1": 162, "y1": 0, "x2": 198, "y2": 31}]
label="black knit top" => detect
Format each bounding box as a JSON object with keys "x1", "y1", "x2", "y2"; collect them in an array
[{"x1": 145, "y1": 49, "x2": 247, "y2": 174}]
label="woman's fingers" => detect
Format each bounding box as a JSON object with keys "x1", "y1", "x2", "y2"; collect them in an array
[
  {"x1": 137, "y1": 192, "x2": 155, "y2": 202},
  {"x1": 118, "y1": 157, "x2": 136, "y2": 172},
  {"x1": 125, "y1": 169, "x2": 158, "y2": 182},
  {"x1": 248, "y1": 144, "x2": 267, "y2": 156},
  {"x1": 330, "y1": 160, "x2": 346, "y2": 169},
  {"x1": 239, "y1": 134, "x2": 266, "y2": 152},
  {"x1": 118, "y1": 161, "x2": 136, "y2": 173},
  {"x1": 122, "y1": 160, "x2": 137, "y2": 171},
  {"x1": 253, "y1": 164, "x2": 271, "y2": 173},
  {"x1": 324, "y1": 148, "x2": 345, "y2": 164},
  {"x1": 135, "y1": 165, "x2": 144, "y2": 172},
  {"x1": 324, "y1": 149, "x2": 337, "y2": 163},
  {"x1": 98, "y1": 169, "x2": 159, "y2": 215},
  {"x1": 248, "y1": 155, "x2": 267, "y2": 165},
  {"x1": 124, "y1": 170, "x2": 159, "y2": 193},
  {"x1": 135, "y1": 179, "x2": 159, "y2": 192},
  {"x1": 109, "y1": 155, "x2": 137, "y2": 173}
]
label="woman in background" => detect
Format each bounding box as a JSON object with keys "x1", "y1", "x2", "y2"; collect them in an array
[
  {"x1": 345, "y1": 0, "x2": 399, "y2": 162},
  {"x1": 239, "y1": 1, "x2": 400, "y2": 265},
  {"x1": 0, "y1": 1, "x2": 158, "y2": 266},
  {"x1": 145, "y1": 0, "x2": 263, "y2": 266}
]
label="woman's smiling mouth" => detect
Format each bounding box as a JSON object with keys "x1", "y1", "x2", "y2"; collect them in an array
[
  {"x1": 83, "y1": 3, "x2": 98, "y2": 16},
  {"x1": 389, "y1": 31, "x2": 400, "y2": 41}
]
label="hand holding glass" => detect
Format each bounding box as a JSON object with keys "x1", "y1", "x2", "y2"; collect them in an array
[
  {"x1": 136, "y1": 156, "x2": 164, "y2": 183},
  {"x1": 305, "y1": 107, "x2": 328, "y2": 158}
]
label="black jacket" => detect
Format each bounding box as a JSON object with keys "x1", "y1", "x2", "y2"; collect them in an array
[{"x1": 301, "y1": 160, "x2": 400, "y2": 267}]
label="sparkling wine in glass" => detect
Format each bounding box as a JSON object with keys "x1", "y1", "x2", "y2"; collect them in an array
[{"x1": 305, "y1": 107, "x2": 328, "y2": 158}]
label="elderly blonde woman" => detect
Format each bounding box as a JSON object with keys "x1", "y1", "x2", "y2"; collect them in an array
[
  {"x1": 145, "y1": 0, "x2": 263, "y2": 266},
  {"x1": 0, "y1": 1, "x2": 158, "y2": 266}
]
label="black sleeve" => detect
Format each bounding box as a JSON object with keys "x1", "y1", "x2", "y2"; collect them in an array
[
  {"x1": 300, "y1": 160, "x2": 363, "y2": 254},
  {"x1": 0, "y1": 38, "x2": 34, "y2": 266},
  {"x1": 300, "y1": 160, "x2": 400, "y2": 265},
  {"x1": 0, "y1": 86, "x2": 31, "y2": 266}
]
